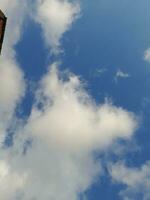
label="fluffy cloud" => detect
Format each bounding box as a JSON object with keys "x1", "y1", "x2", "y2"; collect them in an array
[
  {"x1": 34, "y1": 0, "x2": 80, "y2": 53},
  {"x1": 0, "y1": 160, "x2": 27, "y2": 200},
  {"x1": 0, "y1": 63, "x2": 137, "y2": 200},
  {"x1": 144, "y1": 48, "x2": 150, "y2": 62},
  {"x1": 27, "y1": 63, "x2": 137, "y2": 153},
  {"x1": 109, "y1": 161, "x2": 150, "y2": 199}
]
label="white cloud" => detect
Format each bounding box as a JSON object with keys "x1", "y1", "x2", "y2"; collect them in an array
[
  {"x1": 0, "y1": 60, "x2": 138, "y2": 200},
  {"x1": 0, "y1": 58, "x2": 24, "y2": 108},
  {"x1": 0, "y1": 57, "x2": 25, "y2": 140},
  {"x1": 114, "y1": 69, "x2": 130, "y2": 82},
  {"x1": 33, "y1": 0, "x2": 81, "y2": 53},
  {"x1": 0, "y1": 0, "x2": 26, "y2": 140},
  {"x1": 27, "y1": 63, "x2": 137, "y2": 153},
  {"x1": 144, "y1": 48, "x2": 150, "y2": 62},
  {"x1": 91, "y1": 67, "x2": 107, "y2": 78},
  {"x1": 109, "y1": 161, "x2": 150, "y2": 199},
  {"x1": 0, "y1": 160, "x2": 27, "y2": 200},
  {"x1": 116, "y1": 69, "x2": 130, "y2": 78},
  {"x1": 0, "y1": 62, "x2": 137, "y2": 200}
]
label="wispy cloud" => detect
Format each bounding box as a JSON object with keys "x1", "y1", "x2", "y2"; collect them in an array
[
  {"x1": 33, "y1": 0, "x2": 81, "y2": 54},
  {"x1": 90, "y1": 67, "x2": 107, "y2": 78},
  {"x1": 114, "y1": 69, "x2": 130, "y2": 82},
  {"x1": 144, "y1": 48, "x2": 150, "y2": 62},
  {"x1": 109, "y1": 161, "x2": 150, "y2": 199}
]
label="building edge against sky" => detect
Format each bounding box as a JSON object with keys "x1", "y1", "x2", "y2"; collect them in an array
[{"x1": 0, "y1": 9, "x2": 7, "y2": 54}]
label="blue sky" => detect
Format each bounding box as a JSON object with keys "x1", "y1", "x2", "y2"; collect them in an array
[{"x1": 1, "y1": 0, "x2": 150, "y2": 200}]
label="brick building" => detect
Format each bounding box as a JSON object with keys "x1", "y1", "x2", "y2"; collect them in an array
[{"x1": 0, "y1": 9, "x2": 7, "y2": 54}]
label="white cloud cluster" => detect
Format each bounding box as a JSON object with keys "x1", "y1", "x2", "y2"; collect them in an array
[
  {"x1": 0, "y1": 0, "x2": 26, "y2": 140},
  {"x1": 0, "y1": 1, "x2": 139, "y2": 200},
  {"x1": 109, "y1": 161, "x2": 150, "y2": 199},
  {"x1": 27, "y1": 64, "x2": 137, "y2": 153},
  {"x1": 0, "y1": 63, "x2": 138, "y2": 200},
  {"x1": 144, "y1": 48, "x2": 150, "y2": 62},
  {"x1": 34, "y1": 0, "x2": 80, "y2": 53}
]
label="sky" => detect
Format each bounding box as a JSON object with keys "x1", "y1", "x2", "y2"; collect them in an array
[{"x1": 0, "y1": 0, "x2": 150, "y2": 200}]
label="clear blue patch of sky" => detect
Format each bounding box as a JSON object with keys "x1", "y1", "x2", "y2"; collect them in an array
[
  {"x1": 15, "y1": 18, "x2": 51, "y2": 117},
  {"x1": 85, "y1": 175, "x2": 123, "y2": 200}
]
